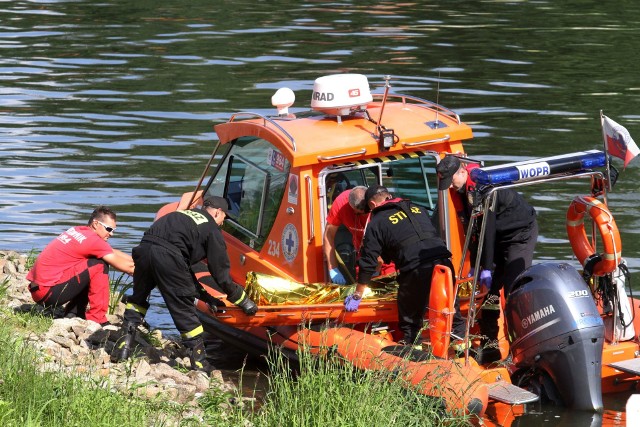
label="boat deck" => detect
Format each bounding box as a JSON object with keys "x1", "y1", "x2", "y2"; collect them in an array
[
  {"x1": 487, "y1": 381, "x2": 539, "y2": 405},
  {"x1": 609, "y1": 358, "x2": 640, "y2": 376}
]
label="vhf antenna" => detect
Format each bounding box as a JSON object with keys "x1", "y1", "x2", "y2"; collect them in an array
[{"x1": 435, "y1": 72, "x2": 441, "y2": 128}]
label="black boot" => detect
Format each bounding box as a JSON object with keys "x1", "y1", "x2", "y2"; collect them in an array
[
  {"x1": 399, "y1": 325, "x2": 420, "y2": 348},
  {"x1": 184, "y1": 337, "x2": 215, "y2": 374},
  {"x1": 475, "y1": 294, "x2": 502, "y2": 364},
  {"x1": 475, "y1": 339, "x2": 502, "y2": 365},
  {"x1": 235, "y1": 292, "x2": 258, "y2": 315},
  {"x1": 111, "y1": 322, "x2": 138, "y2": 363}
]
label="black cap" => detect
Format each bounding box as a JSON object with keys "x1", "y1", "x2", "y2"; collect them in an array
[
  {"x1": 364, "y1": 184, "x2": 389, "y2": 210},
  {"x1": 436, "y1": 156, "x2": 461, "y2": 191},
  {"x1": 203, "y1": 195, "x2": 230, "y2": 214}
]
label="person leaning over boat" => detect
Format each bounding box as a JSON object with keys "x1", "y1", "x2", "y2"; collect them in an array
[
  {"x1": 323, "y1": 185, "x2": 395, "y2": 284},
  {"x1": 323, "y1": 186, "x2": 368, "y2": 284},
  {"x1": 436, "y1": 155, "x2": 538, "y2": 364},
  {"x1": 110, "y1": 196, "x2": 258, "y2": 373},
  {"x1": 343, "y1": 185, "x2": 465, "y2": 346},
  {"x1": 27, "y1": 206, "x2": 135, "y2": 326}
]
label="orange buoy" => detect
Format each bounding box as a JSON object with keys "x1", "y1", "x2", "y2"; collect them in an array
[
  {"x1": 429, "y1": 264, "x2": 455, "y2": 359},
  {"x1": 566, "y1": 196, "x2": 621, "y2": 276}
]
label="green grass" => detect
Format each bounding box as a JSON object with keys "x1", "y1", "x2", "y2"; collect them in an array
[
  {"x1": 2, "y1": 253, "x2": 471, "y2": 427},
  {"x1": 0, "y1": 326, "x2": 186, "y2": 427},
  {"x1": 0, "y1": 296, "x2": 471, "y2": 427},
  {"x1": 205, "y1": 343, "x2": 471, "y2": 427},
  {"x1": 0, "y1": 277, "x2": 193, "y2": 427},
  {"x1": 108, "y1": 272, "x2": 134, "y2": 315},
  {"x1": 0, "y1": 277, "x2": 51, "y2": 335},
  {"x1": 24, "y1": 249, "x2": 38, "y2": 271}
]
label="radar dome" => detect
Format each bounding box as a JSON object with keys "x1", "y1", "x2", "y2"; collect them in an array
[{"x1": 311, "y1": 74, "x2": 372, "y2": 116}]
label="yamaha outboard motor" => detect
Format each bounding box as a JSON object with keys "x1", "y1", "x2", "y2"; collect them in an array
[{"x1": 505, "y1": 262, "x2": 604, "y2": 411}]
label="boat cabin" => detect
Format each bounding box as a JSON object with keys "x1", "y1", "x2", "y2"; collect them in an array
[{"x1": 159, "y1": 74, "x2": 474, "y2": 286}]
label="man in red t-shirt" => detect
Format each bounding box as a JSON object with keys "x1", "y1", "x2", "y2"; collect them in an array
[
  {"x1": 323, "y1": 186, "x2": 395, "y2": 284},
  {"x1": 323, "y1": 187, "x2": 368, "y2": 284},
  {"x1": 27, "y1": 206, "x2": 135, "y2": 325}
]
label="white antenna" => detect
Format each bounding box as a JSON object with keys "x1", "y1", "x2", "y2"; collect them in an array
[{"x1": 435, "y1": 72, "x2": 441, "y2": 128}]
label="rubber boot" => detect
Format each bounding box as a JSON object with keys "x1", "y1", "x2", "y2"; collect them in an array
[
  {"x1": 111, "y1": 322, "x2": 138, "y2": 363},
  {"x1": 184, "y1": 337, "x2": 215, "y2": 374},
  {"x1": 399, "y1": 324, "x2": 420, "y2": 348},
  {"x1": 235, "y1": 292, "x2": 258, "y2": 315},
  {"x1": 451, "y1": 297, "x2": 466, "y2": 340},
  {"x1": 475, "y1": 293, "x2": 502, "y2": 364}
]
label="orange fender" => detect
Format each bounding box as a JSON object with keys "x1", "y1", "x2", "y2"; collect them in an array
[
  {"x1": 317, "y1": 327, "x2": 488, "y2": 417},
  {"x1": 429, "y1": 264, "x2": 455, "y2": 359},
  {"x1": 566, "y1": 196, "x2": 621, "y2": 276}
]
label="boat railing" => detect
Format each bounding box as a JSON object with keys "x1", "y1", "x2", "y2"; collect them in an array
[
  {"x1": 459, "y1": 168, "x2": 606, "y2": 362},
  {"x1": 305, "y1": 175, "x2": 315, "y2": 243},
  {"x1": 227, "y1": 95, "x2": 460, "y2": 152},
  {"x1": 372, "y1": 93, "x2": 462, "y2": 124},
  {"x1": 459, "y1": 168, "x2": 607, "y2": 280},
  {"x1": 227, "y1": 112, "x2": 297, "y2": 151}
]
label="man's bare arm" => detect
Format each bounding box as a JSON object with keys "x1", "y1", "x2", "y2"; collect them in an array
[
  {"x1": 103, "y1": 249, "x2": 135, "y2": 275},
  {"x1": 323, "y1": 223, "x2": 339, "y2": 270}
]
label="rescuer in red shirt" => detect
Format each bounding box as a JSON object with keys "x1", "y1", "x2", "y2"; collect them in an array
[{"x1": 27, "y1": 206, "x2": 135, "y2": 325}]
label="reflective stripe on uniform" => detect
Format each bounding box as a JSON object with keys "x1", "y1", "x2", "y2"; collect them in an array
[
  {"x1": 125, "y1": 302, "x2": 148, "y2": 315},
  {"x1": 181, "y1": 325, "x2": 204, "y2": 340},
  {"x1": 233, "y1": 291, "x2": 247, "y2": 305}
]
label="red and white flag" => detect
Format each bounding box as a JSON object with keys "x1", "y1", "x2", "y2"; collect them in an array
[{"x1": 602, "y1": 115, "x2": 639, "y2": 168}]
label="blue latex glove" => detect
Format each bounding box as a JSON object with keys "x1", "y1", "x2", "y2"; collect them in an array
[
  {"x1": 344, "y1": 294, "x2": 362, "y2": 312},
  {"x1": 479, "y1": 270, "x2": 493, "y2": 289},
  {"x1": 329, "y1": 267, "x2": 347, "y2": 285}
]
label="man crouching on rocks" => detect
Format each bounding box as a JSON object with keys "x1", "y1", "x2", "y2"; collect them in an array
[
  {"x1": 27, "y1": 206, "x2": 135, "y2": 326},
  {"x1": 111, "y1": 196, "x2": 258, "y2": 373}
]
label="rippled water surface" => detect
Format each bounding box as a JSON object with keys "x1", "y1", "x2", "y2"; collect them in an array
[{"x1": 2, "y1": 1, "x2": 639, "y2": 423}]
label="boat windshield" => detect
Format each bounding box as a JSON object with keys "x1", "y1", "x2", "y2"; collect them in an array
[
  {"x1": 318, "y1": 153, "x2": 441, "y2": 279},
  {"x1": 380, "y1": 154, "x2": 439, "y2": 213},
  {"x1": 204, "y1": 136, "x2": 290, "y2": 250},
  {"x1": 324, "y1": 167, "x2": 380, "y2": 212},
  {"x1": 319, "y1": 152, "x2": 440, "y2": 218}
]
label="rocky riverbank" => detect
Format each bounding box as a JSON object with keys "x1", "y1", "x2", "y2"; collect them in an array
[{"x1": 0, "y1": 250, "x2": 245, "y2": 422}]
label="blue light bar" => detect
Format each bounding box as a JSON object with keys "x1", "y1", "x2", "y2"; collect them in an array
[{"x1": 470, "y1": 150, "x2": 606, "y2": 186}]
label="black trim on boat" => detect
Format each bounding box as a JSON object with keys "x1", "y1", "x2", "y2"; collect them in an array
[{"x1": 197, "y1": 311, "x2": 299, "y2": 361}]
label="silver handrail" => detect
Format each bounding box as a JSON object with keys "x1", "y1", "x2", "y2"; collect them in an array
[
  {"x1": 317, "y1": 148, "x2": 366, "y2": 161},
  {"x1": 306, "y1": 175, "x2": 315, "y2": 243},
  {"x1": 458, "y1": 169, "x2": 606, "y2": 364},
  {"x1": 403, "y1": 135, "x2": 451, "y2": 147},
  {"x1": 228, "y1": 112, "x2": 296, "y2": 151},
  {"x1": 371, "y1": 93, "x2": 461, "y2": 124}
]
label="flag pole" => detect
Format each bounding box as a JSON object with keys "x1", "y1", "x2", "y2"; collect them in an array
[{"x1": 600, "y1": 110, "x2": 612, "y2": 192}]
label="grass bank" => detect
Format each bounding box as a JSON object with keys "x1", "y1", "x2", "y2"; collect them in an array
[
  {"x1": 0, "y1": 312, "x2": 468, "y2": 426},
  {"x1": 0, "y1": 277, "x2": 192, "y2": 426},
  {"x1": 1, "y1": 257, "x2": 469, "y2": 426},
  {"x1": 247, "y1": 346, "x2": 471, "y2": 427}
]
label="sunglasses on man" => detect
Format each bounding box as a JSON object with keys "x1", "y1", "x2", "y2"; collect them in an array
[{"x1": 96, "y1": 220, "x2": 115, "y2": 233}]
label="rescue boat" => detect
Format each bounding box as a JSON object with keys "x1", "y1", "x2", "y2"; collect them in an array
[{"x1": 155, "y1": 73, "x2": 640, "y2": 421}]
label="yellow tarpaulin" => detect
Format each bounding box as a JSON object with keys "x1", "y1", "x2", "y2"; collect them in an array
[{"x1": 245, "y1": 272, "x2": 399, "y2": 306}]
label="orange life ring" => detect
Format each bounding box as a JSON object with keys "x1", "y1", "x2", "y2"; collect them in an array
[
  {"x1": 429, "y1": 264, "x2": 455, "y2": 359},
  {"x1": 566, "y1": 196, "x2": 622, "y2": 276}
]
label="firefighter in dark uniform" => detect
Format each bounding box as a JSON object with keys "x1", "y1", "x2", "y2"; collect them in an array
[
  {"x1": 111, "y1": 196, "x2": 258, "y2": 372},
  {"x1": 344, "y1": 185, "x2": 465, "y2": 345},
  {"x1": 436, "y1": 155, "x2": 538, "y2": 364}
]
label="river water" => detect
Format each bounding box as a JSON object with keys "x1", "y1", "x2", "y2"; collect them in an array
[{"x1": 1, "y1": 1, "x2": 639, "y2": 424}]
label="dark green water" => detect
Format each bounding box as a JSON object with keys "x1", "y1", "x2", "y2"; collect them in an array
[{"x1": 1, "y1": 1, "x2": 638, "y2": 423}]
